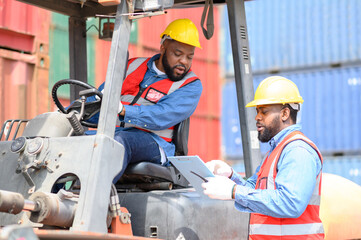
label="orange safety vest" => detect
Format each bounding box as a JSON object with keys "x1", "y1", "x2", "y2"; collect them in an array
[
  {"x1": 249, "y1": 131, "x2": 324, "y2": 240},
  {"x1": 118, "y1": 57, "x2": 199, "y2": 142}
]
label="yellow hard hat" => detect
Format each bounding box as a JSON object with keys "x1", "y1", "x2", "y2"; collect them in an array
[
  {"x1": 246, "y1": 76, "x2": 304, "y2": 107},
  {"x1": 160, "y1": 19, "x2": 202, "y2": 49}
]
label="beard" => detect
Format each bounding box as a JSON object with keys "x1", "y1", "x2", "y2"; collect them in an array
[
  {"x1": 162, "y1": 51, "x2": 189, "y2": 81},
  {"x1": 258, "y1": 116, "x2": 281, "y2": 143}
]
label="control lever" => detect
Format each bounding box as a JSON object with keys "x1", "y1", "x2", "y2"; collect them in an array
[{"x1": 66, "y1": 89, "x2": 101, "y2": 136}]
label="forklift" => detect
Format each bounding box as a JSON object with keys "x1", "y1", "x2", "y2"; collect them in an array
[{"x1": 0, "y1": 0, "x2": 261, "y2": 239}]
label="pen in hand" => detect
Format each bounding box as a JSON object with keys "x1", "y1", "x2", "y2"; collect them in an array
[{"x1": 190, "y1": 171, "x2": 209, "y2": 182}]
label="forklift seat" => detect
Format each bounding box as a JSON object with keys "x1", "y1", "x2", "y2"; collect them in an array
[
  {"x1": 116, "y1": 118, "x2": 190, "y2": 191},
  {"x1": 172, "y1": 117, "x2": 190, "y2": 156}
]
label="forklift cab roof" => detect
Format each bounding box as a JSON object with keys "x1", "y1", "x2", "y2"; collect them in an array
[{"x1": 17, "y1": 0, "x2": 227, "y2": 17}]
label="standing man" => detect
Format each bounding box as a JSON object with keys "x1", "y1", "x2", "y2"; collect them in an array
[
  {"x1": 87, "y1": 18, "x2": 202, "y2": 182},
  {"x1": 202, "y1": 76, "x2": 324, "y2": 239}
]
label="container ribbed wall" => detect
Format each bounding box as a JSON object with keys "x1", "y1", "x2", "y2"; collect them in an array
[
  {"x1": 221, "y1": 80, "x2": 269, "y2": 159},
  {"x1": 222, "y1": 66, "x2": 361, "y2": 158},
  {"x1": 221, "y1": 0, "x2": 361, "y2": 186},
  {"x1": 49, "y1": 13, "x2": 97, "y2": 100},
  {"x1": 0, "y1": 0, "x2": 50, "y2": 53},
  {"x1": 323, "y1": 156, "x2": 361, "y2": 186},
  {"x1": 0, "y1": 0, "x2": 50, "y2": 126},
  {"x1": 94, "y1": 22, "x2": 139, "y2": 87},
  {"x1": 221, "y1": 0, "x2": 361, "y2": 75},
  {"x1": 138, "y1": 8, "x2": 219, "y2": 63}
]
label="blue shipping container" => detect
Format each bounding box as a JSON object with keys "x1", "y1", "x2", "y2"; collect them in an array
[
  {"x1": 220, "y1": 0, "x2": 361, "y2": 74},
  {"x1": 221, "y1": 81, "x2": 269, "y2": 158},
  {"x1": 222, "y1": 66, "x2": 361, "y2": 158},
  {"x1": 323, "y1": 156, "x2": 361, "y2": 186}
]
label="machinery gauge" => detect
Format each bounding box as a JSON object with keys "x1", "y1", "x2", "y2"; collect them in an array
[
  {"x1": 10, "y1": 136, "x2": 27, "y2": 153},
  {"x1": 26, "y1": 137, "x2": 44, "y2": 155}
]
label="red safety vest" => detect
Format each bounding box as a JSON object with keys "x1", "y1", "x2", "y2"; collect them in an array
[
  {"x1": 118, "y1": 57, "x2": 199, "y2": 142},
  {"x1": 249, "y1": 131, "x2": 324, "y2": 240}
]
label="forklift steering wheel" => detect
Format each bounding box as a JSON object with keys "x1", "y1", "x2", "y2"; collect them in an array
[{"x1": 52, "y1": 79, "x2": 103, "y2": 128}]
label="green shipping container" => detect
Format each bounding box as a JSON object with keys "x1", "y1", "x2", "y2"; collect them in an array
[
  {"x1": 49, "y1": 13, "x2": 96, "y2": 99},
  {"x1": 49, "y1": 14, "x2": 138, "y2": 99}
]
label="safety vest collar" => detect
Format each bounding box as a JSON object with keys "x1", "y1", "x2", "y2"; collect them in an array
[{"x1": 256, "y1": 131, "x2": 323, "y2": 190}]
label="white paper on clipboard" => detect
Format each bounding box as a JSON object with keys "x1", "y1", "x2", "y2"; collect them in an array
[{"x1": 168, "y1": 155, "x2": 215, "y2": 196}]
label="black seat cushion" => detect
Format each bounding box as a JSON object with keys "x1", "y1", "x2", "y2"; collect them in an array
[
  {"x1": 123, "y1": 162, "x2": 174, "y2": 182},
  {"x1": 116, "y1": 118, "x2": 190, "y2": 190}
]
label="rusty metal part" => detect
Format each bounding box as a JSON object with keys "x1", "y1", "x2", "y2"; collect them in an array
[
  {"x1": 34, "y1": 228, "x2": 158, "y2": 239},
  {"x1": 23, "y1": 199, "x2": 40, "y2": 212},
  {"x1": 0, "y1": 190, "x2": 25, "y2": 215},
  {"x1": 28, "y1": 190, "x2": 78, "y2": 228},
  {"x1": 119, "y1": 212, "x2": 131, "y2": 224}
]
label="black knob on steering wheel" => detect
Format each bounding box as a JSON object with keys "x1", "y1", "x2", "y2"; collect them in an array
[{"x1": 52, "y1": 79, "x2": 103, "y2": 128}]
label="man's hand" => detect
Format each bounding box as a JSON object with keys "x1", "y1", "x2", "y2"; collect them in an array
[
  {"x1": 206, "y1": 160, "x2": 233, "y2": 178},
  {"x1": 202, "y1": 175, "x2": 236, "y2": 200}
]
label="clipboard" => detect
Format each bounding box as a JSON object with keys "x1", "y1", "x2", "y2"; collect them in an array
[{"x1": 168, "y1": 155, "x2": 215, "y2": 196}]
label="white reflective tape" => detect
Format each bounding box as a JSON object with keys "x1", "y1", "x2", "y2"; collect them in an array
[
  {"x1": 309, "y1": 194, "x2": 321, "y2": 206},
  {"x1": 126, "y1": 58, "x2": 147, "y2": 77},
  {"x1": 135, "y1": 97, "x2": 154, "y2": 106},
  {"x1": 250, "y1": 223, "x2": 324, "y2": 236},
  {"x1": 167, "y1": 80, "x2": 185, "y2": 94},
  {"x1": 167, "y1": 71, "x2": 197, "y2": 94},
  {"x1": 120, "y1": 95, "x2": 135, "y2": 103},
  {"x1": 120, "y1": 96, "x2": 153, "y2": 106},
  {"x1": 267, "y1": 156, "x2": 277, "y2": 189},
  {"x1": 123, "y1": 123, "x2": 173, "y2": 139},
  {"x1": 309, "y1": 174, "x2": 321, "y2": 205}
]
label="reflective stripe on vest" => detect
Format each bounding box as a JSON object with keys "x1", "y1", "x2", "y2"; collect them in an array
[
  {"x1": 250, "y1": 222, "x2": 324, "y2": 236},
  {"x1": 118, "y1": 57, "x2": 198, "y2": 142},
  {"x1": 250, "y1": 131, "x2": 324, "y2": 240},
  {"x1": 125, "y1": 57, "x2": 147, "y2": 78},
  {"x1": 122, "y1": 123, "x2": 174, "y2": 142}
]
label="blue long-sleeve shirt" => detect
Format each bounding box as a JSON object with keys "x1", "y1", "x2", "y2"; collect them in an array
[
  {"x1": 231, "y1": 124, "x2": 322, "y2": 218},
  {"x1": 87, "y1": 54, "x2": 203, "y2": 157}
]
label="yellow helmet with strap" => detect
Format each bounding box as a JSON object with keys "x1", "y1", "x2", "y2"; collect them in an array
[
  {"x1": 160, "y1": 18, "x2": 202, "y2": 49},
  {"x1": 246, "y1": 76, "x2": 304, "y2": 108}
]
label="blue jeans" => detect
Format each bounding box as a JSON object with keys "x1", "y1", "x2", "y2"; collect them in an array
[{"x1": 113, "y1": 129, "x2": 162, "y2": 183}]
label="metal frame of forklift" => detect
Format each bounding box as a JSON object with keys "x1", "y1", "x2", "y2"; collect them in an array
[{"x1": 1, "y1": 0, "x2": 262, "y2": 238}]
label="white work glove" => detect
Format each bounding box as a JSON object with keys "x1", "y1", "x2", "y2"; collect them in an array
[
  {"x1": 206, "y1": 160, "x2": 233, "y2": 178},
  {"x1": 202, "y1": 175, "x2": 236, "y2": 200},
  {"x1": 118, "y1": 101, "x2": 124, "y2": 114}
]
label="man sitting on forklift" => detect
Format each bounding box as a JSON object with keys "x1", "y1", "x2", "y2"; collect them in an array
[{"x1": 87, "y1": 18, "x2": 202, "y2": 183}]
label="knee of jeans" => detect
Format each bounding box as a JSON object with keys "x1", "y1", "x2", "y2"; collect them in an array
[
  {"x1": 114, "y1": 134, "x2": 125, "y2": 145},
  {"x1": 149, "y1": 153, "x2": 162, "y2": 164}
]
